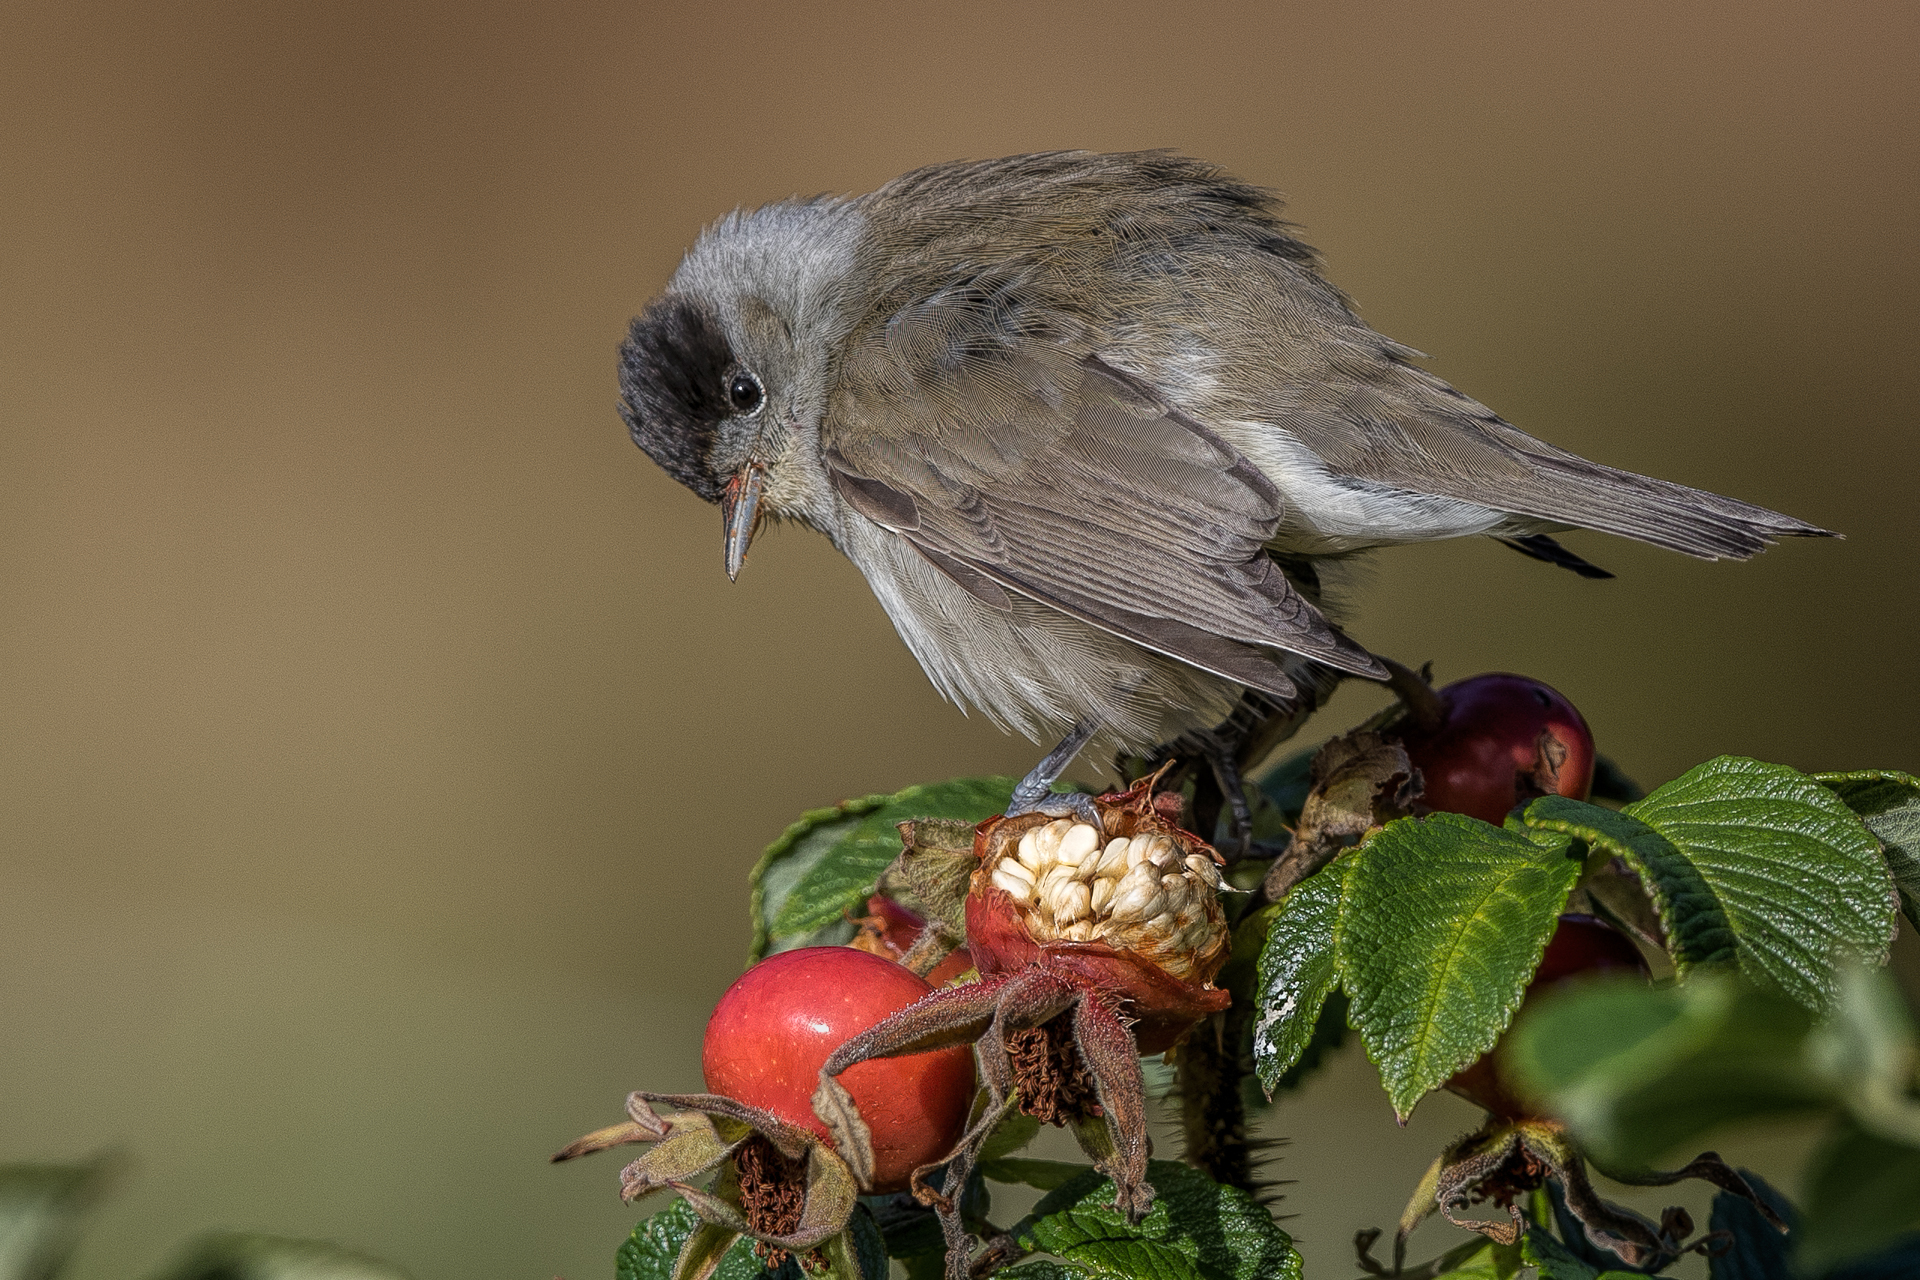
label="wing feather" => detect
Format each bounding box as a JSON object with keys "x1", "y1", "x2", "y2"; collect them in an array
[{"x1": 824, "y1": 300, "x2": 1383, "y2": 683}]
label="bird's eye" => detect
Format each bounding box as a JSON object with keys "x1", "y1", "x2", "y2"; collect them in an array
[{"x1": 727, "y1": 369, "x2": 765, "y2": 415}]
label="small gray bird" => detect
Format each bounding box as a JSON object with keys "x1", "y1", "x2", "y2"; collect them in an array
[{"x1": 618, "y1": 152, "x2": 1827, "y2": 815}]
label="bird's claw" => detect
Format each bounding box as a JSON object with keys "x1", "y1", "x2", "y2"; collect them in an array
[{"x1": 1004, "y1": 788, "x2": 1104, "y2": 831}]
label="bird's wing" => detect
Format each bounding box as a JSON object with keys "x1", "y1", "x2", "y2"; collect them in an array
[
  {"x1": 1232, "y1": 307, "x2": 1832, "y2": 559},
  {"x1": 821, "y1": 288, "x2": 1383, "y2": 699}
]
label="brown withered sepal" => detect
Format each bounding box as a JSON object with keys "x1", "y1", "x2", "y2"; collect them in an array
[
  {"x1": 552, "y1": 1091, "x2": 863, "y2": 1280},
  {"x1": 1379, "y1": 1115, "x2": 1784, "y2": 1275}
]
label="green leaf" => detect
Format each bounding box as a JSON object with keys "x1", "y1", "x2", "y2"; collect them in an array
[
  {"x1": 863, "y1": 1195, "x2": 941, "y2": 1275},
  {"x1": 1337, "y1": 813, "x2": 1582, "y2": 1118},
  {"x1": 1250, "y1": 857, "x2": 1349, "y2": 1094},
  {"x1": 1517, "y1": 1225, "x2": 1645, "y2": 1279},
  {"x1": 995, "y1": 1264, "x2": 1093, "y2": 1280},
  {"x1": 1430, "y1": 1238, "x2": 1524, "y2": 1278},
  {"x1": 1705, "y1": 1168, "x2": 1797, "y2": 1280},
  {"x1": 1505, "y1": 976, "x2": 1829, "y2": 1170},
  {"x1": 1798, "y1": 1117, "x2": 1920, "y2": 1276},
  {"x1": 1589, "y1": 754, "x2": 1647, "y2": 805},
  {"x1": 749, "y1": 797, "x2": 892, "y2": 962},
  {"x1": 1521, "y1": 1226, "x2": 1602, "y2": 1279},
  {"x1": 1520, "y1": 796, "x2": 1735, "y2": 975},
  {"x1": 977, "y1": 1109, "x2": 1043, "y2": 1164},
  {"x1": 149, "y1": 1233, "x2": 411, "y2": 1280},
  {"x1": 1013, "y1": 1160, "x2": 1300, "y2": 1280},
  {"x1": 1817, "y1": 770, "x2": 1920, "y2": 929},
  {"x1": 617, "y1": 1201, "x2": 766, "y2": 1280},
  {"x1": 0, "y1": 1160, "x2": 112, "y2": 1280},
  {"x1": 1623, "y1": 757, "x2": 1896, "y2": 1011},
  {"x1": 768, "y1": 778, "x2": 1015, "y2": 944},
  {"x1": 844, "y1": 1206, "x2": 888, "y2": 1280}
]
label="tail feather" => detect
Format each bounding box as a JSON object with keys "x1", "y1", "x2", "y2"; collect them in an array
[{"x1": 1482, "y1": 448, "x2": 1836, "y2": 561}]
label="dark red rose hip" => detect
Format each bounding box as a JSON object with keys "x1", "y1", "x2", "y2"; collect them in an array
[{"x1": 1398, "y1": 673, "x2": 1597, "y2": 824}]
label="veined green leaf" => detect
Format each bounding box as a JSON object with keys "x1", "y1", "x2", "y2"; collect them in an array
[
  {"x1": 1012, "y1": 1161, "x2": 1299, "y2": 1280},
  {"x1": 1521, "y1": 795, "x2": 1734, "y2": 975},
  {"x1": 767, "y1": 778, "x2": 1015, "y2": 945},
  {"x1": 1251, "y1": 857, "x2": 1349, "y2": 1094},
  {"x1": 1625, "y1": 757, "x2": 1896, "y2": 1010},
  {"x1": 1520, "y1": 1227, "x2": 1601, "y2": 1279},
  {"x1": 616, "y1": 1200, "x2": 765, "y2": 1280},
  {"x1": 994, "y1": 1264, "x2": 1092, "y2": 1280},
  {"x1": 749, "y1": 797, "x2": 891, "y2": 962},
  {"x1": 1816, "y1": 769, "x2": 1920, "y2": 930},
  {"x1": 1338, "y1": 813, "x2": 1582, "y2": 1119}
]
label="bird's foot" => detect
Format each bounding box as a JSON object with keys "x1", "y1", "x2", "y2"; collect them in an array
[{"x1": 1007, "y1": 721, "x2": 1105, "y2": 830}]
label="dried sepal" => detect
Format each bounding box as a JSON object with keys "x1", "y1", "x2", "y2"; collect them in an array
[
  {"x1": 1068, "y1": 990, "x2": 1154, "y2": 1221},
  {"x1": 617, "y1": 1112, "x2": 744, "y2": 1203},
  {"x1": 668, "y1": 1140, "x2": 857, "y2": 1256},
  {"x1": 1262, "y1": 729, "x2": 1420, "y2": 901},
  {"x1": 636, "y1": 1092, "x2": 813, "y2": 1161},
  {"x1": 887, "y1": 817, "x2": 981, "y2": 935},
  {"x1": 814, "y1": 977, "x2": 1011, "y2": 1191},
  {"x1": 559, "y1": 1089, "x2": 864, "y2": 1274},
  {"x1": 1416, "y1": 1116, "x2": 1782, "y2": 1271},
  {"x1": 810, "y1": 1074, "x2": 874, "y2": 1191},
  {"x1": 550, "y1": 1090, "x2": 675, "y2": 1162},
  {"x1": 816, "y1": 968, "x2": 1156, "y2": 1280}
]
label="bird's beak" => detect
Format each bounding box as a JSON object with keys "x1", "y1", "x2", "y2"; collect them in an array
[{"x1": 721, "y1": 464, "x2": 765, "y2": 582}]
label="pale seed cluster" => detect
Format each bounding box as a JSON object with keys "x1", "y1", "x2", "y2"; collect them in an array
[{"x1": 987, "y1": 818, "x2": 1225, "y2": 980}]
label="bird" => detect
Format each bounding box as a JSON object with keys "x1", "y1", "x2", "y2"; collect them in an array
[{"x1": 615, "y1": 151, "x2": 1829, "y2": 825}]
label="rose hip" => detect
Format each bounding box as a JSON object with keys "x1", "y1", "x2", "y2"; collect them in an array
[
  {"x1": 702, "y1": 946, "x2": 974, "y2": 1193},
  {"x1": 1398, "y1": 673, "x2": 1596, "y2": 824}
]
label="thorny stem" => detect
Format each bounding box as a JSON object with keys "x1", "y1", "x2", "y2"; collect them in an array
[{"x1": 1174, "y1": 1005, "x2": 1255, "y2": 1192}]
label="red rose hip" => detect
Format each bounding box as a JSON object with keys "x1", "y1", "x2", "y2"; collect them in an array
[
  {"x1": 702, "y1": 946, "x2": 974, "y2": 1193},
  {"x1": 1399, "y1": 672, "x2": 1596, "y2": 824}
]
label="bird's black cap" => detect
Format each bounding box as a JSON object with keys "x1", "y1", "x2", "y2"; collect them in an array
[{"x1": 618, "y1": 295, "x2": 736, "y2": 503}]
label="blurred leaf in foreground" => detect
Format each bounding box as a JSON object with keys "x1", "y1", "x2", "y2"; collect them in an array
[
  {"x1": 1508, "y1": 965, "x2": 1920, "y2": 1276},
  {"x1": 147, "y1": 1232, "x2": 410, "y2": 1280},
  {"x1": 0, "y1": 1159, "x2": 113, "y2": 1280}
]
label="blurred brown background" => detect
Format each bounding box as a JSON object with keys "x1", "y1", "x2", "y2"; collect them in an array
[{"x1": 2, "y1": 1, "x2": 1915, "y2": 1276}]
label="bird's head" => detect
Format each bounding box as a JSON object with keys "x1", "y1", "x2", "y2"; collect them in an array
[{"x1": 618, "y1": 196, "x2": 861, "y2": 579}]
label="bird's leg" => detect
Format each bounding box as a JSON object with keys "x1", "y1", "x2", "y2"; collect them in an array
[
  {"x1": 1006, "y1": 720, "x2": 1104, "y2": 828},
  {"x1": 1149, "y1": 689, "x2": 1327, "y2": 859},
  {"x1": 1180, "y1": 728, "x2": 1254, "y2": 859}
]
